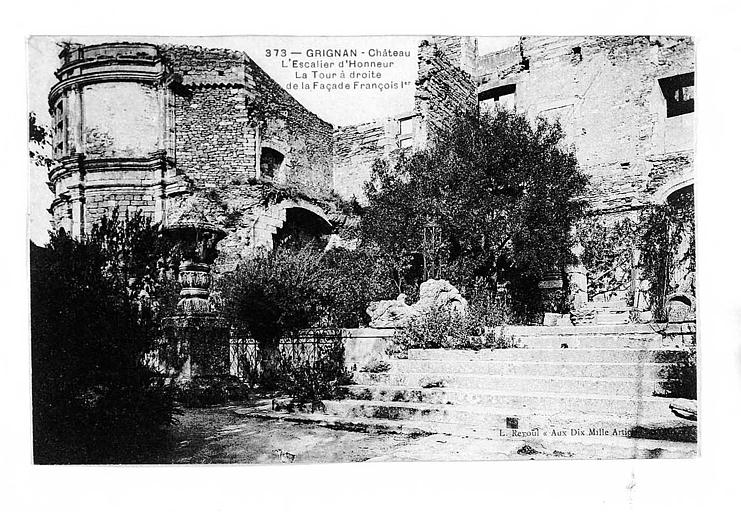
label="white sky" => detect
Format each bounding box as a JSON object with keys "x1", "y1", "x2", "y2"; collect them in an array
[{"x1": 27, "y1": 35, "x2": 519, "y2": 243}]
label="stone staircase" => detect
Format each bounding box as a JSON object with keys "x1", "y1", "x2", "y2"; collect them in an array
[
  {"x1": 570, "y1": 300, "x2": 632, "y2": 325},
  {"x1": 322, "y1": 324, "x2": 695, "y2": 440},
  {"x1": 235, "y1": 322, "x2": 696, "y2": 459}
]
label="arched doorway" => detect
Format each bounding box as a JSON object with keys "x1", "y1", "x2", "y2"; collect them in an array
[
  {"x1": 273, "y1": 207, "x2": 333, "y2": 250},
  {"x1": 250, "y1": 199, "x2": 333, "y2": 252}
]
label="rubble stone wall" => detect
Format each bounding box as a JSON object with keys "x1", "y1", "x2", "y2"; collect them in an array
[
  {"x1": 247, "y1": 59, "x2": 334, "y2": 197},
  {"x1": 332, "y1": 117, "x2": 419, "y2": 202},
  {"x1": 415, "y1": 38, "x2": 478, "y2": 144},
  {"x1": 478, "y1": 36, "x2": 695, "y2": 214}
]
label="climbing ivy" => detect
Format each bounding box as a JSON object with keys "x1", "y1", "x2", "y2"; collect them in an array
[{"x1": 638, "y1": 189, "x2": 695, "y2": 321}]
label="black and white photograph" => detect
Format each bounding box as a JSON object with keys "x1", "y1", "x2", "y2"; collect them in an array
[
  {"x1": 27, "y1": 34, "x2": 698, "y2": 464},
  {"x1": 7, "y1": 1, "x2": 741, "y2": 509}
]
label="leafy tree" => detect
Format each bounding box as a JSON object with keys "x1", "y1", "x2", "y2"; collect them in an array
[
  {"x1": 220, "y1": 246, "x2": 332, "y2": 385},
  {"x1": 321, "y1": 246, "x2": 398, "y2": 327},
  {"x1": 361, "y1": 109, "x2": 588, "y2": 314},
  {"x1": 31, "y1": 217, "x2": 179, "y2": 464},
  {"x1": 29, "y1": 112, "x2": 54, "y2": 170}
]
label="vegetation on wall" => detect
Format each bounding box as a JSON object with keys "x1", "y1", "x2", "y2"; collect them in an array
[
  {"x1": 577, "y1": 215, "x2": 638, "y2": 301},
  {"x1": 657, "y1": 345, "x2": 697, "y2": 400},
  {"x1": 638, "y1": 188, "x2": 696, "y2": 320}
]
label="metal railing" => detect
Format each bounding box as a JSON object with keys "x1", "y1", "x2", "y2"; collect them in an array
[{"x1": 229, "y1": 327, "x2": 343, "y2": 385}]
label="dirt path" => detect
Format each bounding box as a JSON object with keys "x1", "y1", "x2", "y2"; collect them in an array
[{"x1": 153, "y1": 404, "x2": 418, "y2": 464}]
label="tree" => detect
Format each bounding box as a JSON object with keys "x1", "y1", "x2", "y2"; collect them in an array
[
  {"x1": 29, "y1": 111, "x2": 54, "y2": 171},
  {"x1": 220, "y1": 246, "x2": 332, "y2": 385},
  {"x1": 30, "y1": 215, "x2": 179, "y2": 464},
  {"x1": 361, "y1": 108, "x2": 588, "y2": 314}
]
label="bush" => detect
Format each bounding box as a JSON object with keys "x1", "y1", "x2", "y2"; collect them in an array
[
  {"x1": 321, "y1": 246, "x2": 399, "y2": 327},
  {"x1": 31, "y1": 222, "x2": 179, "y2": 464},
  {"x1": 387, "y1": 307, "x2": 520, "y2": 357},
  {"x1": 657, "y1": 347, "x2": 697, "y2": 400},
  {"x1": 275, "y1": 339, "x2": 352, "y2": 408},
  {"x1": 360, "y1": 358, "x2": 392, "y2": 373},
  {"x1": 220, "y1": 246, "x2": 332, "y2": 385}
]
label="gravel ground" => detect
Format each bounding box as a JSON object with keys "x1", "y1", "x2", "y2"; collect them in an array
[
  {"x1": 146, "y1": 401, "x2": 696, "y2": 464},
  {"x1": 150, "y1": 404, "x2": 419, "y2": 464}
]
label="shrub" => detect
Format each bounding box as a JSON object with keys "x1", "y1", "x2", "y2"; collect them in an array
[
  {"x1": 388, "y1": 306, "x2": 519, "y2": 356},
  {"x1": 657, "y1": 346, "x2": 697, "y2": 400},
  {"x1": 31, "y1": 221, "x2": 179, "y2": 464},
  {"x1": 361, "y1": 358, "x2": 392, "y2": 373},
  {"x1": 220, "y1": 246, "x2": 332, "y2": 384},
  {"x1": 321, "y1": 246, "x2": 399, "y2": 327},
  {"x1": 275, "y1": 339, "x2": 352, "y2": 408}
]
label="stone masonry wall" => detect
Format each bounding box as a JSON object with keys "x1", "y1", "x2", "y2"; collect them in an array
[
  {"x1": 161, "y1": 45, "x2": 335, "y2": 266},
  {"x1": 246, "y1": 59, "x2": 334, "y2": 197},
  {"x1": 477, "y1": 36, "x2": 695, "y2": 214},
  {"x1": 415, "y1": 39, "x2": 478, "y2": 144},
  {"x1": 332, "y1": 116, "x2": 421, "y2": 202},
  {"x1": 332, "y1": 37, "x2": 475, "y2": 202},
  {"x1": 164, "y1": 46, "x2": 254, "y2": 188}
]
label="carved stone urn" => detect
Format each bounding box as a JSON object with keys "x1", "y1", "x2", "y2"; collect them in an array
[{"x1": 162, "y1": 205, "x2": 230, "y2": 380}]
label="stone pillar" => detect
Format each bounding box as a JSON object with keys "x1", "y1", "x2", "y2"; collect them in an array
[
  {"x1": 69, "y1": 184, "x2": 86, "y2": 238},
  {"x1": 566, "y1": 242, "x2": 588, "y2": 311},
  {"x1": 162, "y1": 210, "x2": 230, "y2": 381}
]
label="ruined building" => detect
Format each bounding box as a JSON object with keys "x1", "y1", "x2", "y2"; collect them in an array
[{"x1": 47, "y1": 36, "x2": 695, "y2": 292}]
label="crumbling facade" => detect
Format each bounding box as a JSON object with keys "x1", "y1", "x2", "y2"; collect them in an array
[
  {"x1": 333, "y1": 36, "x2": 695, "y2": 213},
  {"x1": 48, "y1": 36, "x2": 695, "y2": 280},
  {"x1": 48, "y1": 42, "x2": 334, "y2": 267}
]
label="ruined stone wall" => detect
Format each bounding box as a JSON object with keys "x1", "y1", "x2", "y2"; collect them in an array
[
  {"x1": 428, "y1": 36, "x2": 478, "y2": 77},
  {"x1": 161, "y1": 45, "x2": 335, "y2": 266},
  {"x1": 164, "y1": 46, "x2": 254, "y2": 188},
  {"x1": 332, "y1": 116, "x2": 421, "y2": 202},
  {"x1": 246, "y1": 59, "x2": 334, "y2": 197},
  {"x1": 332, "y1": 37, "x2": 475, "y2": 202},
  {"x1": 415, "y1": 39, "x2": 478, "y2": 144},
  {"x1": 477, "y1": 36, "x2": 695, "y2": 214}
]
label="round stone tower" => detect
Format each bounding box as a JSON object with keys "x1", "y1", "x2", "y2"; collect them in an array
[{"x1": 47, "y1": 42, "x2": 188, "y2": 236}]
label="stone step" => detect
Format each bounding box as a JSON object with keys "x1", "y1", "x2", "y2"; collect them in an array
[
  {"x1": 406, "y1": 348, "x2": 684, "y2": 362},
  {"x1": 353, "y1": 371, "x2": 664, "y2": 396},
  {"x1": 502, "y1": 324, "x2": 663, "y2": 336},
  {"x1": 510, "y1": 334, "x2": 666, "y2": 349},
  {"x1": 343, "y1": 386, "x2": 673, "y2": 416},
  {"x1": 234, "y1": 409, "x2": 696, "y2": 459},
  {"x1": 586, "y1": 301, "x2": 631, "y2": 311},
  {"x1": 391, "y1": 359, "x2": 670, "y2": 379},
  {"x1": 324, "y1": 397, "x2": 684, "y2": 430},
  {"x1": 593, "y1": 312, "x2": 630, "y2": 325}
]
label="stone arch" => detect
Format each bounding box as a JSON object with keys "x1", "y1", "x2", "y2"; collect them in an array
[
  {"x1": 652, "y1": 172, "x2": 694, "y2": 205},
  {"x1": 250, "y1": 199, "x2": 332, "y2": 252}
]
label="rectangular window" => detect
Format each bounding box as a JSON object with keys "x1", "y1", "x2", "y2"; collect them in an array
[
  {"x1": 659, "y1": 72, "x2": 695, "y2": 118},
  {"x1": 398, "y1": 117, "x2": 414, "y2": 136},
  {"x1": 479, "y1": 83, "x2": 516, "y2": 113},
  {"x1": 397, "y1": 115, "x2": 415, "y2": 150}
]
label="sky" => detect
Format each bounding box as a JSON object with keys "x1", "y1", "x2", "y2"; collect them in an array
[{"x1": 27, "y1": 35, "x2": 519, "y2": 243}]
